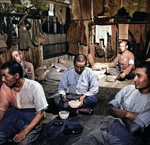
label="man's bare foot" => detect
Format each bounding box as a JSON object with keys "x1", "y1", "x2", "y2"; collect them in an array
[{"x1": 77, "y1": 108, "x2": 93, "y2": 115}]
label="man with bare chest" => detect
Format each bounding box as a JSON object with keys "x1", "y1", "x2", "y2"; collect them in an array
[{"x1": 106, "y1": 40, "x2": 135, "y2": 81}]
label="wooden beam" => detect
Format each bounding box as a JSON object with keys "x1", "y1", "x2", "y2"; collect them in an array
[{"x1": 46, "y1": 0, "x2": 70, "y2": 7}]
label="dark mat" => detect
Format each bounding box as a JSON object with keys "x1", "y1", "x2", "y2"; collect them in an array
[{"x1": 33, "y1": 114, "x2": 90, "y2": 145}]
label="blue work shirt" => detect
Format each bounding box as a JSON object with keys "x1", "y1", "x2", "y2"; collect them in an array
[
  {"x1": 109, "y1": 85, "x2": 150, "y2": 128},
  {"x1": 58, "y1": 67, "x2": 99, "y2": 96}
]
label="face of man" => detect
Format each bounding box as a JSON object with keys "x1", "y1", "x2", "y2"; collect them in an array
[
  {"x1": 118, "y1": 41, "x2": 127, "y2": 54},
  {"x1": 74, "y1": 61, "x2": 86, "y2": 74},
  {"x1": 1, "y1": 68, "x2": 17, "y2": 88},
  {"x1": 134, "y1": 67, "x2": 150, "y2": 92},
  {"x1": 11, "y1": 51, "x2": 22, "y2": 63},
  {"x1": 59, "y1": 58, "x2": 66, "y2": 64}
]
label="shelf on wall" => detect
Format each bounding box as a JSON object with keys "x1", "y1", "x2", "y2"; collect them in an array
[{"x1": 0, "y1": 12, "x2": 47, "y2": 19}]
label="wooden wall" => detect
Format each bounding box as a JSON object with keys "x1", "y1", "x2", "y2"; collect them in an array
[{"x1": 0, "y1": 46, "x2": 43, "y2": 70}]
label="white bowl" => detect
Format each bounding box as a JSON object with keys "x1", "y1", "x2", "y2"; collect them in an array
[
  {"x1": 59, "y1": 110, "x2": 69, "y2": 119},
  {"x1": 68, "y1": 100, "x2": 81, "y2": 108}
]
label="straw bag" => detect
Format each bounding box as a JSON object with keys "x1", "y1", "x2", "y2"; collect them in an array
[{"x1": 32, "y1": 19, "x2": 46, "y2": 47}]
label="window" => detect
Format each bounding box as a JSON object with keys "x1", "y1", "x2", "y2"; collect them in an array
[{"x1": 42, "y1": 8, "x2": 70, "y2": 59}]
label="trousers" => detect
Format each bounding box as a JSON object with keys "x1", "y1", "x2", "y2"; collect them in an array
[
  {"x1": 0, "y1": 108, "x2": 41, "y2": 145},
  {"x1": 54, "y1": 94, "x2": 98, "y2": 114}
]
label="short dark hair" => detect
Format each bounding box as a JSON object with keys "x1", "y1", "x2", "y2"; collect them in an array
[
  {"x1": 136, "y1": 61, "x2": 150, "y2": 78},
  {"x1": 73, "y1": 54, "x2": 87, "y2": 65},
  {"x1": 58, "y1": 58, "x2": 61, "y2": 63},
  {"x1": 1, "y1": 61, "x2": 23, "y2": 78},
  {"x1": 119, "y1": 40, "x2": 128, "y2": 46}
]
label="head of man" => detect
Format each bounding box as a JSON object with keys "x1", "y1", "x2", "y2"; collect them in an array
[
  {"x1": 118, "y1": 40, "x2": 128, "y2": 54},
  {"x1": 58, "y1": 58, "x2": 66, "y2": 64},
  {"x1": 1, "y1": 61, "x2": 23, "y2": 88},
  {"x1": 11, "y1": 50, "x2": 23, "y2": 63},
  {"x1": 73, "y1": 54, "x2": 87, "y2": 74},
  {"x1": 134, "y1": 61, "x2": 150, "y2": 93}
]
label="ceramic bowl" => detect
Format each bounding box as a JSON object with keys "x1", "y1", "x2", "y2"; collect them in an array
[
  {"x1": 59, "y1": 110, "x2": 69, "y2": 119},
  {"x1": 68, "y1": 100, "x2": 81, "y2": 108}
]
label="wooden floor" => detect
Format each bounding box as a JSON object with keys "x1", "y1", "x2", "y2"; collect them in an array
[{"x1": 98, "y1": 76, "x2": 134, "y2": 88}]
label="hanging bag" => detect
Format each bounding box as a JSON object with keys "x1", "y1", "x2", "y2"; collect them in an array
[
  {"x1": 32, "y1": 19, "x2": 46, "y2": 47},
  {"x1": 19, "y1": 21, "x2": 34, "y2": 50},
  {"x1": 96, "y1": 41, "x2": 105, "y2": 58},
  {"x1": 0, "y1": 33, "x2": 8, "y2": 48},
  {"x1": 32, "y1": 19, "x2": 41, "y2": 47},
  {"x1": 107, "y1": 48, "x2": 114, "y2": 58},
  {"x1": 0, "y1": 17, "x2": 8, "y2": 52},
  {"x1": 106, "y1": 34, "x2": 114, "y2": 58}
]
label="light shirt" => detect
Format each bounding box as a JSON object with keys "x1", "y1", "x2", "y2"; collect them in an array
[
  {"x1": 58, "y1": 67, "x2": 99, "y2": 96},
  {"x1": 109, "y1": 85, "x2": 150, "y2": 128},
  {"x1": 0, "y1": 79, "x2": 48, "y2": 112}
]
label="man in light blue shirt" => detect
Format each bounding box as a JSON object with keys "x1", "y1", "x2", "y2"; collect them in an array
[
  {"x1": 74, "y1": 61, "x2": 150, "y2": 145},
  {"x1": 54, "y1": 54, "x2": 99, "y2": 115}
]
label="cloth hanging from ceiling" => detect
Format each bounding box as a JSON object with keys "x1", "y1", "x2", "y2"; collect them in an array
[
  {"x1": 55, "y1": 5, "x2": 66, "y2": 25},
  {"x1": 67, "y1": 21, "x2": 81, "y2": 55},
  {"x1": 80, "y1": 21, "x2": 87, "y2": 46},
  {"x1": 95, "y1": 25, "x2": 112, "y2": 47},
  {"x1": 71, "y1": 0, "x2": 91, "y2": 20}
]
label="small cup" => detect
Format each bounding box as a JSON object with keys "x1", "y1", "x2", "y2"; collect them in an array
[{"x1": 59, "y1": 110, "x2": 69, "y2": 119}]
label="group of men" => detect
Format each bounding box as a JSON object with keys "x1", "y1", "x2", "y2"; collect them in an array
[{"x1": 0, "y1": 39, "x2": 150, "y2": 145}]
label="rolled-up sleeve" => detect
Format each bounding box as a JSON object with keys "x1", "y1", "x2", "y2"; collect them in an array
[
  {"x1": 33, "y1": 83, "x2": 48, "y2": 112},
  {"x1": 109, "y1": 87, "x2": 127, "y2": 108},
  {"x1": 133, "y1": 109, "x2": 150, "y2": 128}
]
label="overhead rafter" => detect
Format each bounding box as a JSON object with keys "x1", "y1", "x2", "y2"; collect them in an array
[{"x1": 46, "y1": 0, "x2": 70, "y2": 7}]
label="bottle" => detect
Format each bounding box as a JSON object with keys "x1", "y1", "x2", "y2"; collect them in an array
[
  {"x1": 106, "y1": 33, "x2": 114, "y2": 58},
  {"x1": 101, "y1": 38, "x2": 107, "y2": 62}
]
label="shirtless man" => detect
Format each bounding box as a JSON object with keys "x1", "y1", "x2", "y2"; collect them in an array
[{"x1": 106, "y1": 40, "x2": 135, "y2": 81}]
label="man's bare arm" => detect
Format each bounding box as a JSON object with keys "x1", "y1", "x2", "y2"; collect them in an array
[
  {"x1": 123, "y1": 64, "x2": 134, "y2": 75},
  {"x1": 0, "y1": 110, "x2": 5, "y2": 122},
  {"x1": 108, "y1": 105, "x2": 138, "y2": 120},
  {"x1": 13, "y1": 110, "x2": 44, "y2": 143}
]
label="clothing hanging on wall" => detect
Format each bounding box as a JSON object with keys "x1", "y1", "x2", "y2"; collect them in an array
[{"x1": 95, "y1": 25, "x2": 112, "y2": 47}]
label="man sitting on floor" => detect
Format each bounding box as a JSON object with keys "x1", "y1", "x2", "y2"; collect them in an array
[
  {"x1": 11, "y1": 50, "x2": 35, "y2": 80},
  {"x1": 54, "y1": 54, "x2": 99, "y2": 115},
  {"x1": 74, "y1": 61, "x2": 150, "y2": 145},
  {"x1": 0, "y1": 61, "x2": 48, "y2": 145},
  {"x1": 106, "y1": 40, "x2": 135, "y2": 81}
]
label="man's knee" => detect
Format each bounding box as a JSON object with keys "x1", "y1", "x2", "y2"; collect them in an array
[
  {"x1": 18, "y1": 139, "x2": 29, "y2": 145},
  {"x1": 18, "y1": 125, "x2": 42, "y2": 145},
  {"x1": 83, "y1": 96, "x2": 98, "y2": 108},
  {"x1": 89, "y1": 96, "x2": 98, "y2": 104}
]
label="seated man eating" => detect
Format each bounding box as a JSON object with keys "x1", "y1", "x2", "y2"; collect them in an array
[
  {"x1": 0, "y1": 61, "x2": 48, "y2": 145},
  {"x1": 54, "y1": 54, "x2": 99, "y2": 115}
]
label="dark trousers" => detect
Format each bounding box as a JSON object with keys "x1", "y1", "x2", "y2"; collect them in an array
[
  {"x1": 54, "y1": 94, "x2": 98, "y2": 114},
  {"x1": 0, "y1": 108, "x2": 41, "y2": 145}
]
